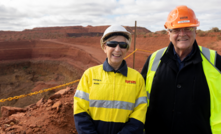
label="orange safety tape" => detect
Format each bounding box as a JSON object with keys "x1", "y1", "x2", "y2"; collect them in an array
[
  {"x1": 0, "y1": 79, "x2": 80, "y2": 103},
  {"x1": 137, "y1": 49, "x2": 153, "y2": 53},
  {"x1": 124, "y1": 48, "x2": 138, "y2": 59},
  {"x1": 0, "y1": 48, "x2": 153, "y2": 103}
]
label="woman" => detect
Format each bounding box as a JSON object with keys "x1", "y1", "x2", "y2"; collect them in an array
[{"x1": 74, "y1": 24, "x2": 147, "y2": 134}]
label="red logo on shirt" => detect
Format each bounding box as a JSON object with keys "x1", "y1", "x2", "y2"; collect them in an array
[{"x1": 125, "y1": 80, "x2": 136, "y2": 84}]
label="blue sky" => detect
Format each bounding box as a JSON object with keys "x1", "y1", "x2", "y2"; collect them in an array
[{"x1": 0, "y1": 0, "x2": 220, "y2": 32}]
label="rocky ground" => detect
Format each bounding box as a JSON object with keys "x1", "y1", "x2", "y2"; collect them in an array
[{"x1": 0, "y1": 86, "x2": 78, "y2": 134}]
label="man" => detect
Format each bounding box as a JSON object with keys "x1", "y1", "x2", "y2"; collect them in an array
[{"x1": 141, "y1": 5, "x2": 221, "y2": 134}]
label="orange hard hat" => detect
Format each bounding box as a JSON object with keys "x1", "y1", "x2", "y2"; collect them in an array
[{"x1": 164, "y1": 5, "x2": 200, "y2": 29}]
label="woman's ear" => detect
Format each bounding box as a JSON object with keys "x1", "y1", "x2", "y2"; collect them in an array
[
  {"x1": 126, "y1": 46, "x2": 130, "y2": 51},
  {"x1": 103, "y1": 44, "x2": 107, "y2": 54}
]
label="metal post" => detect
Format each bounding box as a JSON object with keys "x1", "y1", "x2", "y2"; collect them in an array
[{"x1": 133, "y1": 21, "x2": 137, "y2": 69}]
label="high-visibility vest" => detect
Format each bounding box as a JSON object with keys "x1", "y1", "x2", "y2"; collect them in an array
[{"x1": 146, "y1": 46, "x2": 221, "y2": 134}]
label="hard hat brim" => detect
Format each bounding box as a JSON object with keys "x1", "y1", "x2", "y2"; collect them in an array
[{"x1": 165, "y1": 23, "x2": 200, "y2": 29}]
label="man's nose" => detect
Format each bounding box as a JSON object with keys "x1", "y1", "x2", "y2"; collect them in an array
[{"x1": 178, "y1": 29, "x2": 187, "y2": 35}]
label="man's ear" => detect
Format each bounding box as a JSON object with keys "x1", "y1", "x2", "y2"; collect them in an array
[{"x1": 167, "y1": 30, "x2": 170, "y2": 37}]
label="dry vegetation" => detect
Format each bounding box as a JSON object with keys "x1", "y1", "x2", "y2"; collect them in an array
[
  {"x1": 217, "y1": 35, "x2": 221, "y2": 41},
  {"x1": 160, "y1": 30, "x2": 167, "y2": 34},
  {"x1": 0, "y1": 32, "x2": 66, "y2": 41},
  {"x1": 197, "y1": 27, "x2": 221, "y2": 37},
  {"x1": 209, "y1": 27, "x2": 220, "y2": 32}
]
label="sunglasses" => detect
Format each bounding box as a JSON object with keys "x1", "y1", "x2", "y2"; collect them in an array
[
  {"x1": 168, "y1": 27, "x2": 195, "y2": 34},
  {"x1": 106, "y1": 41, "x2": 128, "y2": 49}
]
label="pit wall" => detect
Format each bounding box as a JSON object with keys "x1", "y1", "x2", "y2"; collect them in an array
[{"x1": 0, "y1": 40, "x2": 100, "y2": 72}]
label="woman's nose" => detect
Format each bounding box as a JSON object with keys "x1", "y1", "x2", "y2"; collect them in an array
[{"x1": 114, "y1": 44, "x2": 121, "y2": 51}]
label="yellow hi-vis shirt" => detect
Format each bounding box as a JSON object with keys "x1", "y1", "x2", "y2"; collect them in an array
[{"x1": 74, "y1": 64, "x2": 147, "y2": 133}]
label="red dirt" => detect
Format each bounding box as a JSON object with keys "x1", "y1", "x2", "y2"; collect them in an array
[
  {"x1": 0, "y1": 86, "x2": 78, "y2": 134},
  {"x1": 0, "y1": 26, "x2": 220, "y2": 134}
]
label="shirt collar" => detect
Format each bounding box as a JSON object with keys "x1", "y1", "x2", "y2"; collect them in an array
[
  {"x1": 172, "y1": 44, "x2": 195, "y2": 62},
  {"x1": 103, "y1": 58, "x2": 128, "y2": 77},
  {"x1": 162, "y1": 40, "x2": 202, "y2": 65}
]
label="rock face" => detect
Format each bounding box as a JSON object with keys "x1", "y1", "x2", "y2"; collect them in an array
[
  {"x1": 0, "y1": 40, "x2": 99, "y2": 68},
  {"x1": 0, "y1": 25, "x2": 151, "y2": 41}
]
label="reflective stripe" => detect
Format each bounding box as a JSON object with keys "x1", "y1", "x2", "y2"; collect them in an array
[
  {"x1": 147, "y1": 91, "x2": 150, "y2": 100},
  {"x1": 75, "y1": 90, "x2": 89, "y2": 101},
  {"x1": 90, "y1": 100, "x2": 134, "y2": 110},
  {"x1": 134, "y1": 97, "x2": 147, "y2": 108},
  {"x1": 200, "y1": 46, "x2": 220, "y2": 73},
  {"x1": 151, "y1": 47, "x2": 166, "y2": 71},
  {"x1": 202, "y1": 46, "x2": 210, "y2": 61},
  {"x1": 214, "y1": 54, "x2": 217, "y2": 67}
]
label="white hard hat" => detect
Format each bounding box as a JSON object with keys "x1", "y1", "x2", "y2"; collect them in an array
[{"x1": 100, "y1": 24, "x2": 131, "y2": 49}]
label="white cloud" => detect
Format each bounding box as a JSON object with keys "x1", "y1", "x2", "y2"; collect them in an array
[{"x1": 0, "y1": 0, "x2": 220, "y2": 32}]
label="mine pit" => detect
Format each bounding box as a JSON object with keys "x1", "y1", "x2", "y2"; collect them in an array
[
  {"x1": 0, "y1": 60, "x2": 81, "y2": 117},
  {"x1": 0, "y1": 40, "x2": 100, "y2": 118}
]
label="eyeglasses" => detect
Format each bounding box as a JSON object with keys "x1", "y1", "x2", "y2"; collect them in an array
[
  {"x1": 106, "y1": 41, "x2": 128, "y2": 49},
  {"x1": 168, "y1": 27, "x2": 194, "y2": 34}
]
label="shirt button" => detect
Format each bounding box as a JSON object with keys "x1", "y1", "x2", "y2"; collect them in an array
[{"x1": 177, "y1": 84, "x2": 181, "y2": 88}]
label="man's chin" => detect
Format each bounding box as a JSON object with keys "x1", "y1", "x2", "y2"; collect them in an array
[{"x1": 176, "y1": 44, "x2": 191, "y2": 49}]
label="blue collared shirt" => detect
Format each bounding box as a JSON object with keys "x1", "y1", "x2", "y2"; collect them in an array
[
  {"x1": 173, "y1": 47, "x2": 194, "y2": 70},
  {"x1": 103, "y1": 58, "x2": 128, "y2": 77}
]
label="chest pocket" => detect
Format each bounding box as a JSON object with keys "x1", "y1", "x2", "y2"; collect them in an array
[
  {"x1": 89, "y1": 79, "x2": 109, "y2": 100},
  {"x1": 90, "y1": 78, "x2": 137, "y2": 103}
]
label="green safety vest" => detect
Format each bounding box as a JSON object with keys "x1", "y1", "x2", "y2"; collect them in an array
[{"x1": 146, "y1": 46, "x2": 221, "y2": 134}]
